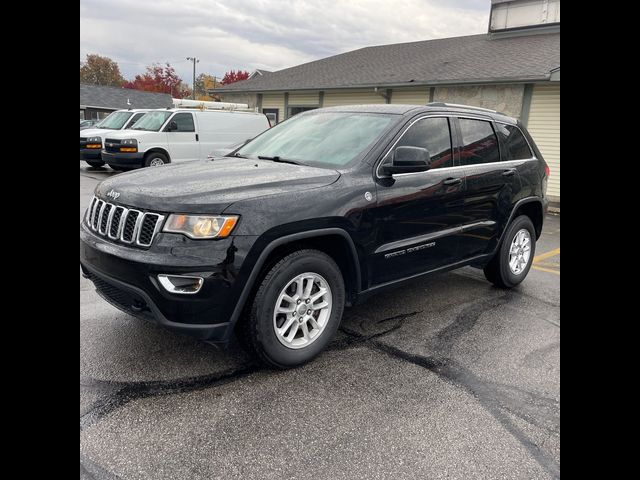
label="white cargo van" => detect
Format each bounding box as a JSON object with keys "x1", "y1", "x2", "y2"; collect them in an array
[
  {"x1": 80, "y1": 109, "x2": 154, "y2": 168},
  {"x1": 100, "y1": 108, "x2": 271, "y2": 169}
]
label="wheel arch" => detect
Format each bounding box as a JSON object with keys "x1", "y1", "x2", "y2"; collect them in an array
[
  {"x1": 226, "y1": 228, "x2": 362, "y2": 339},
  {"x1": 144, "y1": 148, "x2": 171, "y2": 162}
]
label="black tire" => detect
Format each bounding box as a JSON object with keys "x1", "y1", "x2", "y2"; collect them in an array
[
  {"x1": 241, "y1": 249, "x2": 345, "y2": 369},
  {"x1": 143, "y1": 152, "x2": 169, "y2": 167},
  {"x1": 85, "y1": 160, "x2": 105, "y2": 168},
  {"x1": 484, "y1": 215, "x2": 536, "y2": 288}
]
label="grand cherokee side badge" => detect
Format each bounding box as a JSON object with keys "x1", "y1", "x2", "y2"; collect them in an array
[{"x1": 107, "y1": 189, "x2": 120, "y2": 200}]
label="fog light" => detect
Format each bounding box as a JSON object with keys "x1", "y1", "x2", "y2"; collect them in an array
[{"x1": 157, "y1": 274, "x2": 203, "y2": 294}]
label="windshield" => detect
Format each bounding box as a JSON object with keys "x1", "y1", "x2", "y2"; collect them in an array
[
  {"x1": 131, "y1": 111, "x2": 172, "y2": 131},
  {"x1": 236, "y1": 112, "x2": 395, "y2": 168},
  {"x1": 95, "y1": 111, "x2": 133, "y2": 130}
]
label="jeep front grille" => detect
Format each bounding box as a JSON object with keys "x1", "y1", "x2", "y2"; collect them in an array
[{"x1": 86, "y1": 196, "x2": 165, "y2": 248}]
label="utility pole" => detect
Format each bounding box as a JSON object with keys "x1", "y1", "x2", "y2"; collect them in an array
[{"x1": 186, "y1": 57, "x2": 199, "y2": 100}]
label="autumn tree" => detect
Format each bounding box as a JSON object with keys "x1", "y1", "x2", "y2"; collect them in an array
[
  {"x1": 194, "y1": 73, "x2": 221, "y2": 101},
  {"x1": 123, "y1": 63, "x2": 192, "y2": 99},
  {"x1": 80, "y1": 54, "x2": 125, "y2": 87},
  {"x1": 221, "y1": 70, "x2": 250, "y2": 85}
]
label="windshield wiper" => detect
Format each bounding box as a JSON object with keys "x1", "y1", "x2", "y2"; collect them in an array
[
  {"x1": 233, "y1": 153, "x2": 248, "y2": 158},
  {"x1": 258, "y1": 155, "x2": 303, "y2": 165}
]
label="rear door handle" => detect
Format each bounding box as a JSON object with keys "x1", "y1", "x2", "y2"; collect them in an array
[
  {"x1": 443, "y1": 177, "x2": 462, "y2": 186},
  {"x1": 502, "y1": 168, "x2": 517, "y2": 177}
]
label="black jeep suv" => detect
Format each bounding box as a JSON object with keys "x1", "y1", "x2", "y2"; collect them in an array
[{"x1": 80, "y1": 104, "x2": 549, "y2": 368}]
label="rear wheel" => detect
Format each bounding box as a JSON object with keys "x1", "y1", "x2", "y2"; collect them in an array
[
  {"x1": 484, "y1": 215, "x2": 536, "y2": 288},
  {"x1": 85, "y1": 160, "x2": 105, "y2": 168},
  {"x1": 144, "y1": 152, "x2": 169, "y2": 167},
  {"x1": 241, "y1": 249, "x2": 345, "y2": 368}
]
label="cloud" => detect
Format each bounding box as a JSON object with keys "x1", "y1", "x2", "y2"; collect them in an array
[{"x1": 80, "y1": 0, "x2": 489, "y2": 84}]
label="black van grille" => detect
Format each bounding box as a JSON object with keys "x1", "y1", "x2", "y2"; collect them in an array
[{"x1": 85, "y1": 195, "x2": 165, "y2": 248}]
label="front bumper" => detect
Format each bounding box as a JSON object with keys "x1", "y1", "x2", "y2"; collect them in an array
[
  {"x1": 101, "y1": 151, "x2": 145, "y2": 168},
  {"x1": 80, "y1": 221, "x2": 258, "y2": 342},
  {"x1": 80, "y1": 148, "x2": 102, "y2": 161}
]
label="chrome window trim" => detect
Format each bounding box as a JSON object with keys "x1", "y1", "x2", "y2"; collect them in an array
[{"x1": 376, "y1": 114, "x2": 538, "y2": 179}]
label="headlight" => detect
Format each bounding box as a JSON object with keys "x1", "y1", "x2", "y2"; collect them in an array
[
  {"x1": 121, "y1": 139, "x2": 137, "y2": 146},
  {"x1": 87, "y1": 136, "x2": 101, "y2": 143},
  {"x1": 163, "y1": 214, "x2": 239, "y2": 239},
  {"x1": 120, "y1": 139, "x2": 138, "y2": 152}
]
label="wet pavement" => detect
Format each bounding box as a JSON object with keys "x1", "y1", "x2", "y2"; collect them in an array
[{"x1": 80, "y1": 164, "x2": 560, "y2": 480}]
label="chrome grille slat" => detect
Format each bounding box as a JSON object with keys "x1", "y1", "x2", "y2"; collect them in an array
[{"x1": 84, "y1": 196, "x2": 163, "y2": 248}]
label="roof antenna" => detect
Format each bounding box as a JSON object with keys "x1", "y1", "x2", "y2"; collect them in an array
[{"x1": 127, "y1": 98, "x2": 132, "y2": 110}]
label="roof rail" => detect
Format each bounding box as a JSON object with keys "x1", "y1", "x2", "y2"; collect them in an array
[
  {"x1": 426, "y1": 102, "x2": 498, "y2": 114},
  {"x1": 171, "y1": 98, "x2": 256, "y2": 112}
]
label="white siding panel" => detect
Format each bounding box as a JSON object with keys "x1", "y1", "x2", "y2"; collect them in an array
[
  {"x1": 527, "y1": 83, "x2": 560, "y2": 199},
  {"x1": 391, "y1": 88, "x2": 429, "y2": 105},
  {"x1": 289, "y1": 92, "x2": 319, "y2": 106},
  {"x1": 323, "y1": 90, "x2": 385, "y2": 107},
  {"x1": 261, "y1": 93, "x2": 285, "y2": 123}
]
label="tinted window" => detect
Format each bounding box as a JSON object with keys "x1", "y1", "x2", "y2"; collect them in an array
[
  {"x1": 388, "y1": 117, "x2": 453, "y2": 169},
  {"x1": 495, "y1": 123, "x2": 533, "y2": 160},
  {"x1": 458, "y1": 119, "x2": 500, "y2": 166},
  {"x1": 169, "y1": 113, "x2": 195, "y2": 132}
]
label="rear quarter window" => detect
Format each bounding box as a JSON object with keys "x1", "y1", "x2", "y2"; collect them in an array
[{"x1": 495, "y1": 123, "x2": 533, "y2": 160}]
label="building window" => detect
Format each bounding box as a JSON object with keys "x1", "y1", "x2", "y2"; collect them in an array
[
  {"x1": 289, "y1": 106, "x2": 317, "y2": 118},
  {"x1": 263, "y1": 108, "x2": 279, "y2": 126}
]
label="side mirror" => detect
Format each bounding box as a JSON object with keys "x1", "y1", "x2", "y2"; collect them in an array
[
  {"x1": 166, "y1": 121, "x2": 178, "y2": 132},
  {"x1": 383, "y1": 146, "x2": 431, "y2": 175}
]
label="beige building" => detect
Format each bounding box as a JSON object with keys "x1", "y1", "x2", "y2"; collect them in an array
[{"x1": 212, "y1": 0, "x2": 560, "y2": 203}]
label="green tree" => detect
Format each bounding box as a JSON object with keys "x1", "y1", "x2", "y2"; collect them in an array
[{"x1": 80, "y1": 54, "x2": 125, "y2": 87}]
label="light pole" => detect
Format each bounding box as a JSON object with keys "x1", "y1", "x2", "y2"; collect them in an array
[{"x1": 186, "y1": 57, "x2": 199, "y2": 100}]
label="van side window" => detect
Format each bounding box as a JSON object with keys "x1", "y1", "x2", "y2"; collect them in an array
[
  {"x1": 495, "y1": 123, "x2": 533, "y2": 160},
  {"x1": 385, "y1": 117, "x2": 453, "y2": 170},
  {"x1": 169, "y1": 113, "x2": 195, "y2": 132},
  {"x1": 458, "y1": 119, "x2": 500, "y2": 166},
  {"x1": 127, "y1": 113, "x2": 145, "y2": 128}
]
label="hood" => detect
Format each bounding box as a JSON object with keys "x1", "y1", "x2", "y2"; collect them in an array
[
  {"x1": 101, "y1": 129, "x2": 157, "y2": 140},
  {"x1": 80, "y1": 127, "x2": 114, "y2": 139},
  {"x1": 95, "y1": 158, "x2": 341, "y2": 213}
]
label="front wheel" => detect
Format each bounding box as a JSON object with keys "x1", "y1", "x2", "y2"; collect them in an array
[
  {"x1": 242, "y1": 249, "x2": 345, "y2": 368},
  {"x1": 143, "y1": 152, "x2": 169, "y2": 167},
  {"x1": 484, "y1": 215, "x2": 536, "y2": 288}
]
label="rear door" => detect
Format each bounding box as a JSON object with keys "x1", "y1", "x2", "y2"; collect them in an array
[
  {"x1": 164, "y1": 112, "x2": 200, "y2": 162},
  {"x1": 453, "y1": 116, "x2": 521, "y2": 259},
  {"x1": 371, "y1": 115, "x2": 466, "y2": 285}
]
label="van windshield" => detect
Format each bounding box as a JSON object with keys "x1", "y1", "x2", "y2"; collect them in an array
[
  {"x1": 131, "y1": 111, "x2": 172, "y2": 131},
  {"x1": 236, "y1": 111, "x2": 396, "y2": 168},
  {"x1": 95, "y1": 111, "x2": 133, "y2": 130}
]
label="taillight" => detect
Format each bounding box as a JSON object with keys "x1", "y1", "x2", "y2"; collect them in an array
[{"x1": 544, "y1": 165, "x2": 550, "y2": 178}]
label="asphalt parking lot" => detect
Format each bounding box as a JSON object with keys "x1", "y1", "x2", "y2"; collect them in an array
[{"x1": 80, "y1": 164, "x2": 560, "y2": 480}]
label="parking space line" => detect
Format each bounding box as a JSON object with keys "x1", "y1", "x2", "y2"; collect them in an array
[
  {"x1": 532, "y1": 265, "x2": 560, "y2": 275},
  {"x1": 533, "y1": 248, "x2": 560, "y2": 263}
]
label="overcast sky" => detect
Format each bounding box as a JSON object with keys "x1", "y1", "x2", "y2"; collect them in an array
[{"x1": 80, "y1": 0, "x2": 489, "y2": 86}]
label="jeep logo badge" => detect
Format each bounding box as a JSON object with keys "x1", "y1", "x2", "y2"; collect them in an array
[{"x1": 106, "y1": 189, "x2": 120, "y2": 200}]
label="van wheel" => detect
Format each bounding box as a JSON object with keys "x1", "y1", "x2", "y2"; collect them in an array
[
  {"x1": 484, "y1": 215, "x2": 536, "y2": 288},
  {"x1": 85, "y1": 160, "x2": 105, "y2": 168},
  {"x1": 144, "y1": 152, "x2": 169, "y2": 167},
  {"x1": 241, "y1": 249, "x2": 345, "y2": 369}
]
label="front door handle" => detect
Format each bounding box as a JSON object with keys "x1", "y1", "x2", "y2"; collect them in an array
[
  {"x1": 443, "y1": 177, "x2": 462, "y2": 186},
  {"x1": 195, "y1": 134, "x2": 199, "y2": 141},
  {"x1": 502, "y1": 168, "x2": 517, "y2": 177}
]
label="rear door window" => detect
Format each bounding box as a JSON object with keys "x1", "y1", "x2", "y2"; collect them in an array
[
  {"x1": 495, "y1": 123, "x2": 533, "y2": 160},
  {"x1": 458, "y1": 118, "x2": 500, "y2": 166}
]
